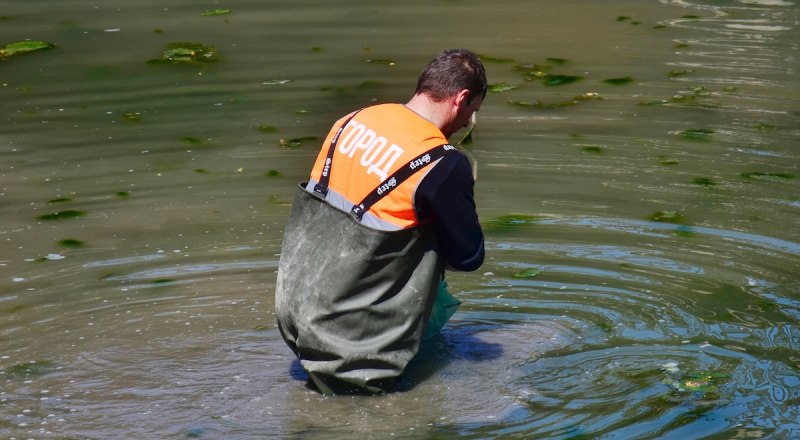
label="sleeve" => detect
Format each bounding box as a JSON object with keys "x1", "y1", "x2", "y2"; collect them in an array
[{"x1": 415, "y1": 153, "x2": 485, "y2": 272}]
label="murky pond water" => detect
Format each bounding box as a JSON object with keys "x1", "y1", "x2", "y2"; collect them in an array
[{"x1": 2, "y1": 0, "x2": 798, "y2": 438}]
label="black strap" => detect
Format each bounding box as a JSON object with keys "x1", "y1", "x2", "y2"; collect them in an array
[
  {"x1": 351, "y1": 143, "x2": 457, "y2": 221},
  {"x1": 313, "y1": 109, "x2": 363, "y2": 197}
]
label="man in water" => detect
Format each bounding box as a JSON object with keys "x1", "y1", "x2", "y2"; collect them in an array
[{"x1": 275, "y1": 49, "x2": 486, "y2": 395}]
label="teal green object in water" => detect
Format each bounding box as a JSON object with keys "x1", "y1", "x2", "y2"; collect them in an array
[{"x1": 423, "y1": 280, "x2": 461, "y2": 340}]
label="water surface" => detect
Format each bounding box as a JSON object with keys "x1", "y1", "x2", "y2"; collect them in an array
[{"x1": 1, "y1": 0, "x2": 798, "y2": 438}]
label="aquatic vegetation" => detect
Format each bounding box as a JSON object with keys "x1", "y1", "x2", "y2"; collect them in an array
[
  {"x1": 4, "y1": 360, "x2": 56, "y2": 378},
  {"x1": 513, "y1": 268, "x2": 541, "y2": 279},
  {"x1": 754, "y1": 123, "x2": 776, "y2": 131},
  {"x1": 668, "y1": 69, "x2": 694, "y2": 78},
  {"x1": 581, "y1": 145, "x2": 605, "y2": 154},
  {"x1": 664, "y1": 370, "x2": 730, "y2": 393},
  {"x1": 280, "y1": 136, "x2": 317, "y2": 148},
  {"x1": 484, "y1": 214, "x2": 540, "y2": 229},
  {"x1": 201, "y1": 8, "x2": 231, "y2": 16},
  {"x1": 48, "y1": 197, "x2": 72, "y2": 204},
  {"x1": 194, "y1": 168, "x2": 209, "y2": 173},
  {"x1": 0, "y1": 40, "x2": 55, "y2": 58},
  {"x1": 258, "y1": 125, "x2": 277, "y2": 133},
  {"x1": 361, "y1": 58, "x2": 395, "y2": 66},
  {"x1": 506, "y1": 99, "x2": 541, "y2": 108},
  {"x1": 603, "y1": 76, "x2": 634, "y2": 85},
  {"x1": 116, "y1": 191, "x2": 130, "y2": 197},
  {"x1": 148, "y1": 42, "x2": 220, "y2": 65},
  {"x1": 648, "y1": 211, "x2": 687, "y2": 224},
  {"x1": 488, "y1": 82, "x2": 518, "y2": 93},
  {"x1": 692, "y1": 177, "x2": 716, "y2": 186},
  {"x1": 266, "y1": 170, "x2": 281, "y2": 177},
  {"x1": 37, "y1": 210, "x2": 85, "y2": 221},
  {"x1": 122, "y1": 112, "x2": 142, "y2": 121},
  {"x1": 182, "y1": 136, "x2": 203, "y2": 145},
  {"x1": 741, "y1": 172, "x2": 794, "y2": 181},
  {"x1": 58, "y1": 238, "x2": 85, "y2": 248},
  {"x1": 680, "y1": 128, "x2": 714, "y2": 141},
  {"x1": 546, "y1": 57, "x2": 568, "y2": 65},
  {"x1": 152, "y1": 279, "x2": 175, "y2": 284},
  {"x1": 543, "y1": 74, "x2": 582, "y2": 86},
  {"x1": 617, "y1": 16, "x2": 632, "y2": 22}
]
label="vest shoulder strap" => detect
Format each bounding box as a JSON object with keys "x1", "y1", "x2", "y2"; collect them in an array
[{"x1": 350, "y1": 143, "x2": 458, "y2": 221}]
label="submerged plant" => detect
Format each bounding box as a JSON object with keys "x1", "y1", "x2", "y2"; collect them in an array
[
  {"x1": 648, "y1": 211, "x2": 687, "y2": 224},
  {"x1": 280, "y1": 137, "x2": 317, "y2": 148},
  {"x1": 543, "y1": 74, "x2": 583, "y2": 86},
  {"x1": 201, "y1": 8, "x2": 231, "y2": 16},
  {"x1": 680, "y1": 128, "x2": 714, "y2": 141},
  {"x1": 37, "y1": 210, "x2": 85, "y2": 221},
  {"x1": 603, "y1": 76, "x2": 634, "y2": 85},
  {"x1": 513, "y1": 268, "x2": 541, "y2": 279},
  {"x1": 488, "y1": 82, "x2": 518, "y2": 93},
  {"x1": 149, "y1": 42, "x2": 220, "y2": 65}
]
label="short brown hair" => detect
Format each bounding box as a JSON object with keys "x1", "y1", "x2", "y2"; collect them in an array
[{"x1": 414, "y1": 49, "x2": 487, "y2": 104}]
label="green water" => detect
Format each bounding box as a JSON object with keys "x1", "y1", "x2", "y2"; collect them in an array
[{"x1": 1, "y1": 0, "x2": 798, "y2": 438}]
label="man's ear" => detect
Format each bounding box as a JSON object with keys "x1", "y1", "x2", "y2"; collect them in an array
[{"x1": 455, "y1": 89, "x2": 471, "y2": 108}]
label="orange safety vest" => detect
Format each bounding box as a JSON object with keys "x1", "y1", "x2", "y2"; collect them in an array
[{"x1": 308, "y1": 104, "x2": 448, "y2": 230}]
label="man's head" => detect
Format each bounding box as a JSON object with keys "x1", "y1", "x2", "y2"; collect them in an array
[
  {"x1": 412, "y1": 49, "x2": 487, "y2": 137},
  {"x1": 414, "y1": 49, "x2": 488, "y2": 105}
]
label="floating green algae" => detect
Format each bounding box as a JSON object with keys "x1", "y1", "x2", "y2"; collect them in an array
[
  {"x1": 193, "y1": 168, "x2": 208, "y2": 174},
  {"x1": 546, "y1": 57, "x2": 568, "y2": 65},
  {"x1": 201, "y1": 8, "x2": 231, "y2": 16},
  {"x1": 258, "y1": 124, "x2": 277, "y2": 133},
  {"x1": 116, "y1": 191, "x2": 130, "y2": 198},
  {"x1": 488, "y1": 82, "x2": 518, "y2": 93},
  {"x1": 58, "y1": 238, "x2": 85, "y2": 248},
  {"x1": 48, "y1": 197, "x2": 72, "y2": 204},
  {"x1": 484, "y1": 214, "x2": 540, "y2": 229},
  {"x1": 266, "y1": 169, "x2": 281, "y2": 177},
  {"x1": 543, "y1": 74, "x2": 582, "y2": 86},
  {"x1": 149, "y1": 42, "x2": 220, "y2": 65},
  {"x1": 581, "y1": 145, "x2": 605, "y2": 154},
  {"x1": 648, "y1": 211, "x2": 686, "y2": 224},
  {"x1": 280, "y1": 136, "x2": 317, "y2": 148},
  {"x1": 506, "y1": 99, "x2": 541, "y2": 108},
  {"x1": 692, "y1": 177, "x2": 717, "y2": 186},
  {"x1": 668, "y1": 69, "x2": 694, "y2": 78},
  {"x1": 513, "y1": 268, "x2": 542, "y2": 279},
  {"x1": 0, "y1": 40, "x2": 55, "y2": 58},
  {"x1": 182, "y1": 136, "x2": 203, "y2": 145},
  {"x1": 603, "y1": 76, "x2": 634, "y2": 85},
  {"x1": 664, "y1": 370, "x2": 730, "y2": 393},
  {"x1": 741, "y1": 172, "x2": 794, "y2": 181},
  {"x1": 122, "y1": 112, "x2": 142, "y2": 121},
  {"x1": 5, "y1": 360, "x2": 56, "y2": 378},
  {"x1": 680, "y1": 128, "x2": 714, "y2": 141},
  {"x1": 37, "y1": 210, "x2": 85, "y2": 221},
  {"x1": 361, "y1": 58, "x2": 395, "y2": 65}
]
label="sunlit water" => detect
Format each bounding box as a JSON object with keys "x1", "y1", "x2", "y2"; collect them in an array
[{"x1": 1, "y1": 0, "x2": 798, "y2": 438}]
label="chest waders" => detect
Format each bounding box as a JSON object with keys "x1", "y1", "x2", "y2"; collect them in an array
[{"x1": 275, "y1": 111, "x2": 457, "y2": 395}]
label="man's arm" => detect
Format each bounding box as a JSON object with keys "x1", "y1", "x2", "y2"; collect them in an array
[{"x1": 415, "y1": 153, "x2": 485, "y2": 271}]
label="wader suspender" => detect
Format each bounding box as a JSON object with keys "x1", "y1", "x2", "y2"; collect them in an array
[{"x1": 312, "y1": 109, "x2": 458, "y2": 221}]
